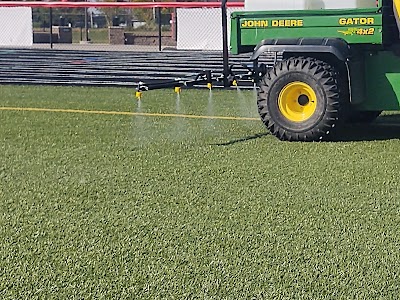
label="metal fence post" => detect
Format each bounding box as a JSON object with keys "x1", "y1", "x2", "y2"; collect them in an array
[
  {"x1": 157, "y1": 7, "x2": 162, "y2": 51},
  {"x1": 221, "y1": 0, "x2": 229, "y2": 88},
  {"x1": 84, "y1": 4, "x2": 89, "y2": 42},
  {"x1": 49, "y1": 7, "x2": 53, "y2": 49}
]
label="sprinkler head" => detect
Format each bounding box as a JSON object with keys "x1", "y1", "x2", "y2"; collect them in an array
[
  {"x1": 135, "y1": 91, "x2": 142, "y2": 101},
  {"x1": 207, "y1": 83, "x2": 212, "y2": 90},
  {"x1": 174, "y1": 86, "x2": 182, "y2": 94}
]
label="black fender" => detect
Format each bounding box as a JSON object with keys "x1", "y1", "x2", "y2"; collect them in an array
[{"x1": 250, "y1": 38, "x2": 350, "y2": 62}]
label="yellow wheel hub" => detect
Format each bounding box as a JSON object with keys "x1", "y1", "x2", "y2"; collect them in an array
[{"x1": 278, "y1": 81, "x2": 317, "y2": 122}]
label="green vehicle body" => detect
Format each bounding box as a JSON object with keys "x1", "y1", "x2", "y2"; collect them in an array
[{"x1": 230, "y1": 0, "x2": 400, "y2": 111}]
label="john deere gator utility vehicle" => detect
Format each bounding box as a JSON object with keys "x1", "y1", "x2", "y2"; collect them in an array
[{"x1": 230, "y1": 0, "x2": 400, "y2": 141}]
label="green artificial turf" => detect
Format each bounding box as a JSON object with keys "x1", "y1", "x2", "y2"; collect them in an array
[{"x1": 1, "y1": 85, "x2": 400, "y2": 299}]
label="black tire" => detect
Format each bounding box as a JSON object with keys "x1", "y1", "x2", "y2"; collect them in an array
[
  {"x1": 346, "y1": 110, "x2": 382, "y2": 123},
  {"x1": 257, "y1": 57, "x2": 342, "y2": 142}
]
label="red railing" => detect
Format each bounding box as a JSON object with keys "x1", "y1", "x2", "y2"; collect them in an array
[{"x1": 0, "y1": 1, "x2": 244, "y2": 8}]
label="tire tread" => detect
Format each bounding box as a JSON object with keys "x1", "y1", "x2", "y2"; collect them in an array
[{"x1": 257, "y1": 57, "x2": 342, "y2": 142}]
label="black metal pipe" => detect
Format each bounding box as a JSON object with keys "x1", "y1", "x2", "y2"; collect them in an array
[
  {"x1": 49, "y1": 8, "x2": 53, "y2": 49},
  {"x1": 205, "y1": 70, "x2": 212, "y2": 83},
  {"x1": 157, "y1": 7, "x2": 162, "y2": 51},
  {"x1": 221, "y1": 0, "x2": 229, "y2": 87},
  {"x1": 174, "y1": 9, "x2": 178, "y2": 42},
  {"x1": 138, "y1": 80, "x2": 182, "y2": 91},
  {"x1": 85, "y1": 6, "x2": 89, "y2": 41}
]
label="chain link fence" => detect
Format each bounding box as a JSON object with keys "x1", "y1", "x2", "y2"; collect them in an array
[{"x1": 0, "y1": 3, "x2": 244, "y2": 52}]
